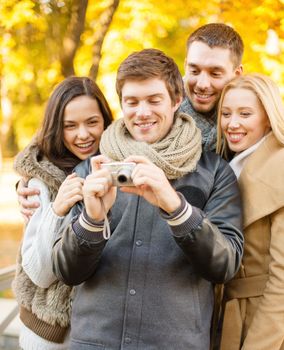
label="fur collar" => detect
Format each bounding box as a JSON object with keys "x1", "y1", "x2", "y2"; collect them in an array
[{"x1": 14, "y1": 140, "x2": 66, "y2": 200}]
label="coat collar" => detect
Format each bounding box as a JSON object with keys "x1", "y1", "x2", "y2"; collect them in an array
[
  {"x1": 14, "y1": 140, "x2": 66, "y2": 200},
  {"x1": 239, "y1": 132, "x2": 284, "y2": 228}
]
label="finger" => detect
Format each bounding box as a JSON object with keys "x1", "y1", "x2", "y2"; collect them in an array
[
  {"x1": 120, "y1": 186, "x2": 141, "y2": 196},
  {"x1": 72, "y1": 177, "x2": 85, "y2": 185},
  {"x1": 21, "y1": 208, "x2": 36, "y2": 218},
  {"x1": 85, "y1": 176, "x2": 111, "y2": 191},
  {"x1": 66, "y1": 172, "x2": 78, "y2": 180},
  {"x1": 72, "y1": 174, "x2": 85, "y2": 183},
  {"x1": 93, "y1": 183, "x2": 106, "y2": 197},
  {"x1": 132, "y1": 174, "x2": 162, "y2": 191},
  {"x1": 19, "y1": 198, "x2": 40, "y2": 209},
  {"x1": 17, "y1": 186, "x2": 40, "y2": 197},
  {"x1": 83, "y1": 177, "x2": 111, "y2": 198},
  {"x1": 83, "y1": 183, "x2": 106, "y2": 198},
  {"x1": 85, "y1": 170, "x2": 112, "y2": 184},
  {"x1": 64, "y1": 173, "x2": 85, "y2": 187},
  {"x1": 63, "y1": 176, "x2": 85, "y2": 187},
  {"x1": 65, "y1": 186, "x2": 84, "y2": 198},
  {"x1": 64, "y1": 194, "x2": 84, "y2": 209},
  {"x1": 124, "y1": 155, "x2": 151, "y2": 165},
  {"x1": 131, "y1": 164, "x2": 161, "y2": 181},
  {"x1": 90, "y1": 155, "x2": 111, "y2": 173}
]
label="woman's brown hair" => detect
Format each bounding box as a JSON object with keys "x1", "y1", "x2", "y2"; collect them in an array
[{"x1": 37, "y1": 76, "x2": 113, "y2": 173}]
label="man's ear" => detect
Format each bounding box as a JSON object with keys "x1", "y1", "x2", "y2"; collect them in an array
[
  {"x1": 174, "y1": 95, "x2": 182, "y2": 112},
  {"x1": 235, "y1": 64, "x2": 243, "y2": 76}
]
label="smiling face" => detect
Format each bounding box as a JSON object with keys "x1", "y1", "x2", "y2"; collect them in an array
[
  {"x1": 121, "y1": 78, "x2": 181, "y2": 144},
  {"x1": 63, "y1": 95, "x2": 105, "y2": 160},
  {"x1": 184, "y1": 41, "x2": 242, "y2": 115},
  {"x1": 221, "y1": 87, "x2": 271, "y2": 153}
]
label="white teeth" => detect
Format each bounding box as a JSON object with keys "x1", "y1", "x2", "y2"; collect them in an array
[
  {"x1": 76, "y1": 142, "x2": 93, "y2": 148},
  {"x1": 137, "y1": 122, "x2": 154, "y2": 127},
  {"x1": 196, "y1": 93, "x2": 212, "y2": 99},
  {"x1": 230, "y1": 134, "x2": 244, "y2": 140}
]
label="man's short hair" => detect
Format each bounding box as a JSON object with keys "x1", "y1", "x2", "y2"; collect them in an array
[
  {"x1": 186, "y1": 23, "x2": 244, "y2": 68},
  {"x1": 116, "y1": 48, "x2": 184, "y2": 105}
]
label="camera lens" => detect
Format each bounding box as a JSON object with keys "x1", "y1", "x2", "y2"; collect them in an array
[
  {"x1": 117, "y1": 174, "x2": 128, "y2": 183},
  {"x1": 117, "y1": 168, "x2": 132, "y2": 184}
]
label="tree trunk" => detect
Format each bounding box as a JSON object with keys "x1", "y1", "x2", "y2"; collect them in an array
[
  {"x1": 60, "y1": 0, "x2": 89, "y2": 77},
  {"x1": 89, "y1": 0, "x2": 120, "y2": 81}
]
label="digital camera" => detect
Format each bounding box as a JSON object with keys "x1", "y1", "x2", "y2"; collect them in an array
[{"x1": 101, "y1": 162, "x2": 136, "y2": 186}]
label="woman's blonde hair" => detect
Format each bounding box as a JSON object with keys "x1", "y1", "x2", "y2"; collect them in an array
[{"x1": 216, "y1": 73, "x2": 284, "y2": 158}]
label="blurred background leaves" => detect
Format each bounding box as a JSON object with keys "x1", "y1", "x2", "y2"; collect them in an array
[{"x1": 1, "y1": 0, "x2": 284, "y2": 159}]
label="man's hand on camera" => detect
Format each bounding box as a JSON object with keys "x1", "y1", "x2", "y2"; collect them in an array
[
  {"x1": 83, "y1": 155, "x2": 117, "y2": 221},
  {"x1": 17, "y1": 178, "x2": 40, "y2": 223},
  {"x1": 121, "y1": 155, "x2": 181, "y2": 214}
]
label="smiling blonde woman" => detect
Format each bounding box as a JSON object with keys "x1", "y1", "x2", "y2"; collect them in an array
[{"x1": 217, "y1": 73, "x2": 284, "y2": 350}]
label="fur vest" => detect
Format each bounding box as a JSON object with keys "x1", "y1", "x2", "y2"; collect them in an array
[{"x1": 12, "y1": 141, "x2": 73, "y2": 343}]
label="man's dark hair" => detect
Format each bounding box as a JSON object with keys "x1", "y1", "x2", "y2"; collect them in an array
[
  {"x1": 116, "y1": 48, "x2": 184, "y2": 105},
  {"x1": 186, "y1": 23, "x2": 244, "y2": 68}
]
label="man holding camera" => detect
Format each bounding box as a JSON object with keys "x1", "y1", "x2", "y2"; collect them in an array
[{"x1": 52, "y1": 48, "x2": 243, "y2": 350}]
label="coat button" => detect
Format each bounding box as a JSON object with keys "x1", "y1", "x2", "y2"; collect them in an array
[
  {"x1": 135, "y1": 240, "x2": 142, "y2": 246},
  {"x1": 129, "y1": 289, "x2": 136, "y2": 295},
  {"x1": 125, "y1": 337, "x2": 131, "y2": 344}
]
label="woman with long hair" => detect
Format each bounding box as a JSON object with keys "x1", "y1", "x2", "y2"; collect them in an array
[
  {"x1": 217, "y1": 73, "x2": 284, "y2": 350},
  {"x1": 12, "y1": 76, "x2": 113, "y2": 350}
]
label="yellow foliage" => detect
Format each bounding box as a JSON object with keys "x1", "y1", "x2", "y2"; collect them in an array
[{"x1": 1, "y1": 0, "x2": 284, "y2": 152}]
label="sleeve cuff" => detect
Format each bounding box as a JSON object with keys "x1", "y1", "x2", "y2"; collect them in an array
[
  {"x1": 160, "y1": 192, "x2": 204, "y2": 239},
  {"x1": 73, "y1": 209, "x2": 106, "y2": 242},
  {"x1": 160, "y1": 192, "x2": 192, "y2": 225}
]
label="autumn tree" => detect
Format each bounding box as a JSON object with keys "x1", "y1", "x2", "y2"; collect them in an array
[
  {"x1": 1, "y1": 0, "x2": 284, "y2": 159},
  {"x1": 89, "y1": 0, "x2": 120, "y2": 80},
  {"x1": 0, "y1": 0, "x2": 120, "y2": 159},
  {"x1": 60, "y1": 0, "x2": 88, "y2": 77}
]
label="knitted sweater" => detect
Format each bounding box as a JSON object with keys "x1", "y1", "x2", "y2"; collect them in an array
[
  {"x1": 12, "y1": 142, "x2": 73, "y2": 350},
  {"x1": 179, "y1": 96, "x2": 217, "y2": 152}
]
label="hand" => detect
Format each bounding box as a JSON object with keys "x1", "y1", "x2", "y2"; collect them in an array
[
  {"x1": 121, "y1": 156, "x2": 181, "y2": 214},
  {"x1": 52, "y1": 173, "x2": 84, "y2": 217},
  {"x1": 17, "y1": 178, "x2": 40, "y2": 223},
  {"x1": 83, "y1": 155, "x2": 117, "y2": 221}
]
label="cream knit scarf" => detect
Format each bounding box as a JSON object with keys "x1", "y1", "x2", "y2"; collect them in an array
[{"x1": 100, "y1": 112, "x2": 202, "y2": 180}]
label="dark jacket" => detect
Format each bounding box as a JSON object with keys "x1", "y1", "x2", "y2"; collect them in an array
[{"x1": 52, "y1": 151, "x2": 243, "y2": 350}]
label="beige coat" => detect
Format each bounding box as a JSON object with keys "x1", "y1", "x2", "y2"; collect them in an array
[{"x1": 220, "y1": 133, "x2": 284, "y2": 350}]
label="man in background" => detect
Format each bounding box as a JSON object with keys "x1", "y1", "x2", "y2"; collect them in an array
[{"x1": 180, "y1": 22, "x2": 243, "y2": 151}]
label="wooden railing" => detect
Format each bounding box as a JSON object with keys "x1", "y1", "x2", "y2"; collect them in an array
[{"x1": 0, "y1": 265, "x2": 18, "y2": 336}]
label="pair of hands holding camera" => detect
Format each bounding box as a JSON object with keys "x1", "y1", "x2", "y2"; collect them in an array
[
  {"x1": 81, "y1": 155, "x2": 181, "y2": 222},
  {"x1": 18, "y1": 155, "x2": 181, "y2": 223}
]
